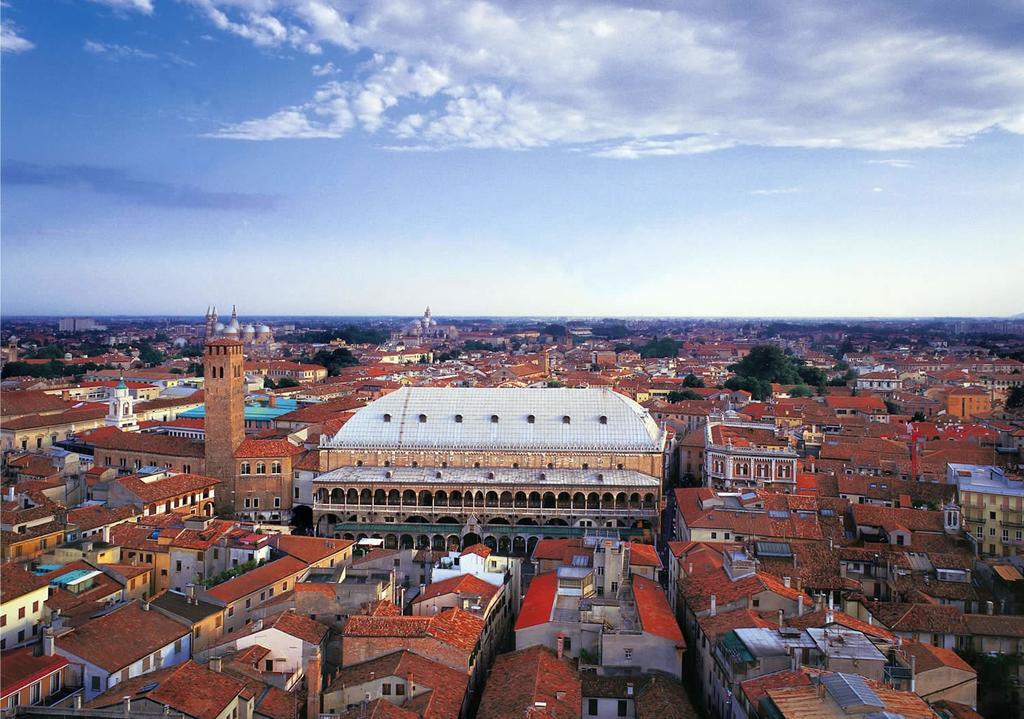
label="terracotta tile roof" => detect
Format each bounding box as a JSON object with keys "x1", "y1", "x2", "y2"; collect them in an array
[
  {"x1": 903, "y1": 640, "x2": 975, "y2": 675},
  {"x1": 3, "y1": 405, "x2": 108, "y2": 430},
  {"x1": 67, "y1": 504, "x2": 138, "y2": 531},
  {"x1": 343, "y1": 607, "x2": 484, "y2": 653},
  {"x1": 697, "y1": 607, "x2": 775, "y2": 640},
  {"x1": 635, "y1": 676, "x2": 699, "y2": 719},
  {"x1": 852, "y1": 504, "x2": 945, "y2": 533},
  {"x1": 206, "y1": 556, "x2": 309, "y2": 603},
  {"x1": 477, "y1": 646, "x2": 581, "y2": 719},
  {"x1": 767, "y1": 674, "x2": 935, "y2": 719},
  {"x1": 272, "y1": 534, "x2": 352, "y2": 564},
  {"x1": 335, "y1": 698, "x2": 419, "y2": 719},
  {"x1": 632, "y1": 576, "x2": 683, "y2": 645},
  {"x1": 55, "y1": 600, "x2": 190, "y2": 672},
  {"x1": 326, "y1": 650, "x2": 469, "y2": 719},
  {"x1": 367, "y1": 599, "x2": 403, "y2": 616},
  {"x1": 786, "y1": 609, "x2": 895, "y2": 642},
  {"x1": 234, "y1": 438, "x2": 303, "y2": 458},
  {"x1": 148, "y1": 660, "x2": 247, "y2": 719},
  {"x1": 0, "y1": 561, "x2": 49, "y2": 603},
  {"x1": 962, "y1": 613, "x2": 1024, "y2": 638},
  {"x1": 739, "y1": 669, "x2": 814, "y2": 712},
  {"x1": 414, "y1": 573, "x2": 500, "y2": 605},
  {"x1": 1, "y1": 390, "x2": 74, "y2": 418},
  {"x1": 460, "y1": 543, "x2": 492, "y2": 559},
  {"x1": 116, "y1": 472, "x2": 220, "y2": 504},
  {"x1": 92, "y1": 431, "x2": 204, "y2": 457},
  {"x1": 868, "y1": 602, "x2": 967, "y2": 635},
  {"x1": 628, "y1": 542, "x2": 662, "y2": 569},
  {"x1": 515, "y1": 572, "x2": 558, "y2": 630},
  {"x1": 679, "y1": 569, "x2": 810, "y2": 615},
  {"x1": 0, "y1": 646, "x2": 68, "y2": 699}
]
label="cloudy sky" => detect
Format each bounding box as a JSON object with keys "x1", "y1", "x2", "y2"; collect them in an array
[{"x1": 2, "y1": 0, "x2": 1022, "y2": 317}]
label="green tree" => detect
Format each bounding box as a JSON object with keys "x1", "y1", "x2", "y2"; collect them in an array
[
  {"x1": 724, "y1": 376, "x2": 773, "y2": 401},
  {"x1": 639, "y1": 337, "x2": 680, "y2": 358},
  {"x1": 277, "y1": 377, "x2": 300, "y2": 388},
  {"x1": 911, "y1": 411, "x2": 927, "y2": 422},
  {"x1": 310, "y1": 347, "x2": 359, "y2": 376},
  {"x1": 667, "y1": 389, "x2": 703, "y2": 402},
  {"x1": 1007, "y1": 386, "x2": 1024, "y2": 411},
  {"x1": 729, "y1": 345, "x2": 802, "y2": 384},
  {"x1": 682, "y1": 373, "x2": 705, "y2": 388},
  {"x1": 789, "y1": 385, "x2": 814, "y2": 398}
]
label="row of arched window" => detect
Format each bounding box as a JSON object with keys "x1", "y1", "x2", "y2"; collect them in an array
[{"x1": 314, "y1": 487, "x2": 657, "y2": 509}]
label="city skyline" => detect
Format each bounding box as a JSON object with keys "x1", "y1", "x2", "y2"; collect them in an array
[{"x1": 2, "y1": 0, "x2": 1023, "y2": 317}]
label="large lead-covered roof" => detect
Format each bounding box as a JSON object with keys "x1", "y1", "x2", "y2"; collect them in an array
[{"x1": 323, "y1": 387, "x2": 665, "y2": 452}]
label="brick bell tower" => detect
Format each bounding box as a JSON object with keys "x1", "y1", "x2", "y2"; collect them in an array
[{"x1": 204, "y1": 338, "x2": 245, "y2": 514}]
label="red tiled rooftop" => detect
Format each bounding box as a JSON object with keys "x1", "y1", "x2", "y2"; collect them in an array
[
  {"x1": 633, "y1": 576, "x2": 683, "y2": 645},
  {"x1": 515, "y1": 572, "x2": 558, "y2": 631}
]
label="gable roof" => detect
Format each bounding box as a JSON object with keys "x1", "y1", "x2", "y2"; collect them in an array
[
  {"x1": 414, "y1": 573, "x2": 500, "y2": 606},
  {"x1": 477, "y1": 646, "x2": 581, "y2": 719},
  {"x1": 55, "y1": 601, "x2": 189, "y2": 672},
  {"x1": 632, "y1": 576, "x2": 683, "y2": 645}
]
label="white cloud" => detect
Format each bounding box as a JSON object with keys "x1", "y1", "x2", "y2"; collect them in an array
[
  {"x1": 872, "y1": 187, "x2": 885, "y2": 192},
  {"x1": 84, "y1": 39, "x2": 158, "y2": 60},
  {"x1": 865, "y1": 159, "x2": 915, "y2": 168},
  {"x1": 751, "y1": 187, "x2": 802, "y2": 196},
  {"x1": 194, "y1": 1, "x2": 1024, "y2": 156},
  {"x1": 207, "y1": 107, "x2": 351, "y2": 140},
  {"x1": 1, "y1": 20, "x2": 33, "y2": 53},
  {"x1": 87, "y1": 0, "x2": 154, "y2": 14},
  {"x1": 312, "y1": 61, "x2": 339, "y2": 76}
]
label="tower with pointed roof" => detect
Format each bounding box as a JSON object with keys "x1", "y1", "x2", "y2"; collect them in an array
[{"x1": 104, "y1": 377, "x2": 138, "y2": 431}]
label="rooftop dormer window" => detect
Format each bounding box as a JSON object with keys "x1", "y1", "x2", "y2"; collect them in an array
[
  {"x1": 383, "y1": 413, "x2": 392, "y2": 423},
  {"x1": 419, "y1": 414, "x2": 427, "y2": 423},
  {"x1": 491, "y1": 414, "x2": 499, "y2": 423},
  {"x1": 599, "y1": 415, "x2": 608, "y2": 425},
  {"x1": 562, "y1": 415, "x2": 571, "y2": 424},
  {"x1": 455, "y1": 414, "x2": 463, "y2": 423},
  {"x1": 527, "y1": 414, "x2": 536, "y2": 424}
]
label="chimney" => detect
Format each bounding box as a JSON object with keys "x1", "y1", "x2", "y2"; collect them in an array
[
  {"x1": 825, "y1": 609, "x2": 834, "y2": 625},
  {"x1": 43, "y1": 628, "x2": 55, "y2": 656},
  {"x1": 827, "y1": 593, "x2": 834, "y2": 612},
  {"x1": 556, "y1": 633, "x2": 565, "y2": 659},
  {"x1": 252, "y1": 618, "x2": 263, "y2": 632},
  {"x1": 123, "y1": 697, "x2": 132, "y2": 716},
  {"x1": 306, "y1": 649, "x2": 322, "y2": 719},
  {"x1": 82, "y1": 541, "x2": 94, "y2": 553},
  {"x1": 210, "y1": 656, "x2": 223, "y2": 673},
  {"x1": 987, "y1": 601, "x2": 994, "y2": 615},
  {"x1": 910, "y1": 655, "x2": 917, "y2": 693},
  {"x1": 798, "y1": 596, "x2": 805, "y2": 617},
  {"x1": 407, "y1": 672, "x2": 415, "y2": 696},
  {"x1": 778, "y1": 609, "x2": 784, "y2": 630},
  {"x1": 687, "y1": 563, "x2": 693, "y2": 576},
  {"x1": 710, "y1": 594, "x2": 717, "y2": 617},
  {"x1": 142, "y1": 601, "x2": 150, "y2": 611},
  {"x1": 186, "y1": 584, "x2": 197, "y2": 605},
  {"x1": 790, "y1": 649, "x2": 799, "y2": 672},
  {"x1": 783, "y1": 576, "x2": 791, "y2": 589},
  {"x1": 268, "y1": 395, "x2": 277, "y2": 408},
  {"x1": 5, "y1": 484, "x2": 14, "y2": 502},
  {"x1": 73, "y1": 696, "x2": 82, "y2": 709},
  {"x1": 102, "y1": 525, "x2": 111, "y2": 544}
]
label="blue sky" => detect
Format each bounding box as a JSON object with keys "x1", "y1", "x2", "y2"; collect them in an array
[{"x1": 2, "y1": 0, "x2": 1022, "y2": 317}]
